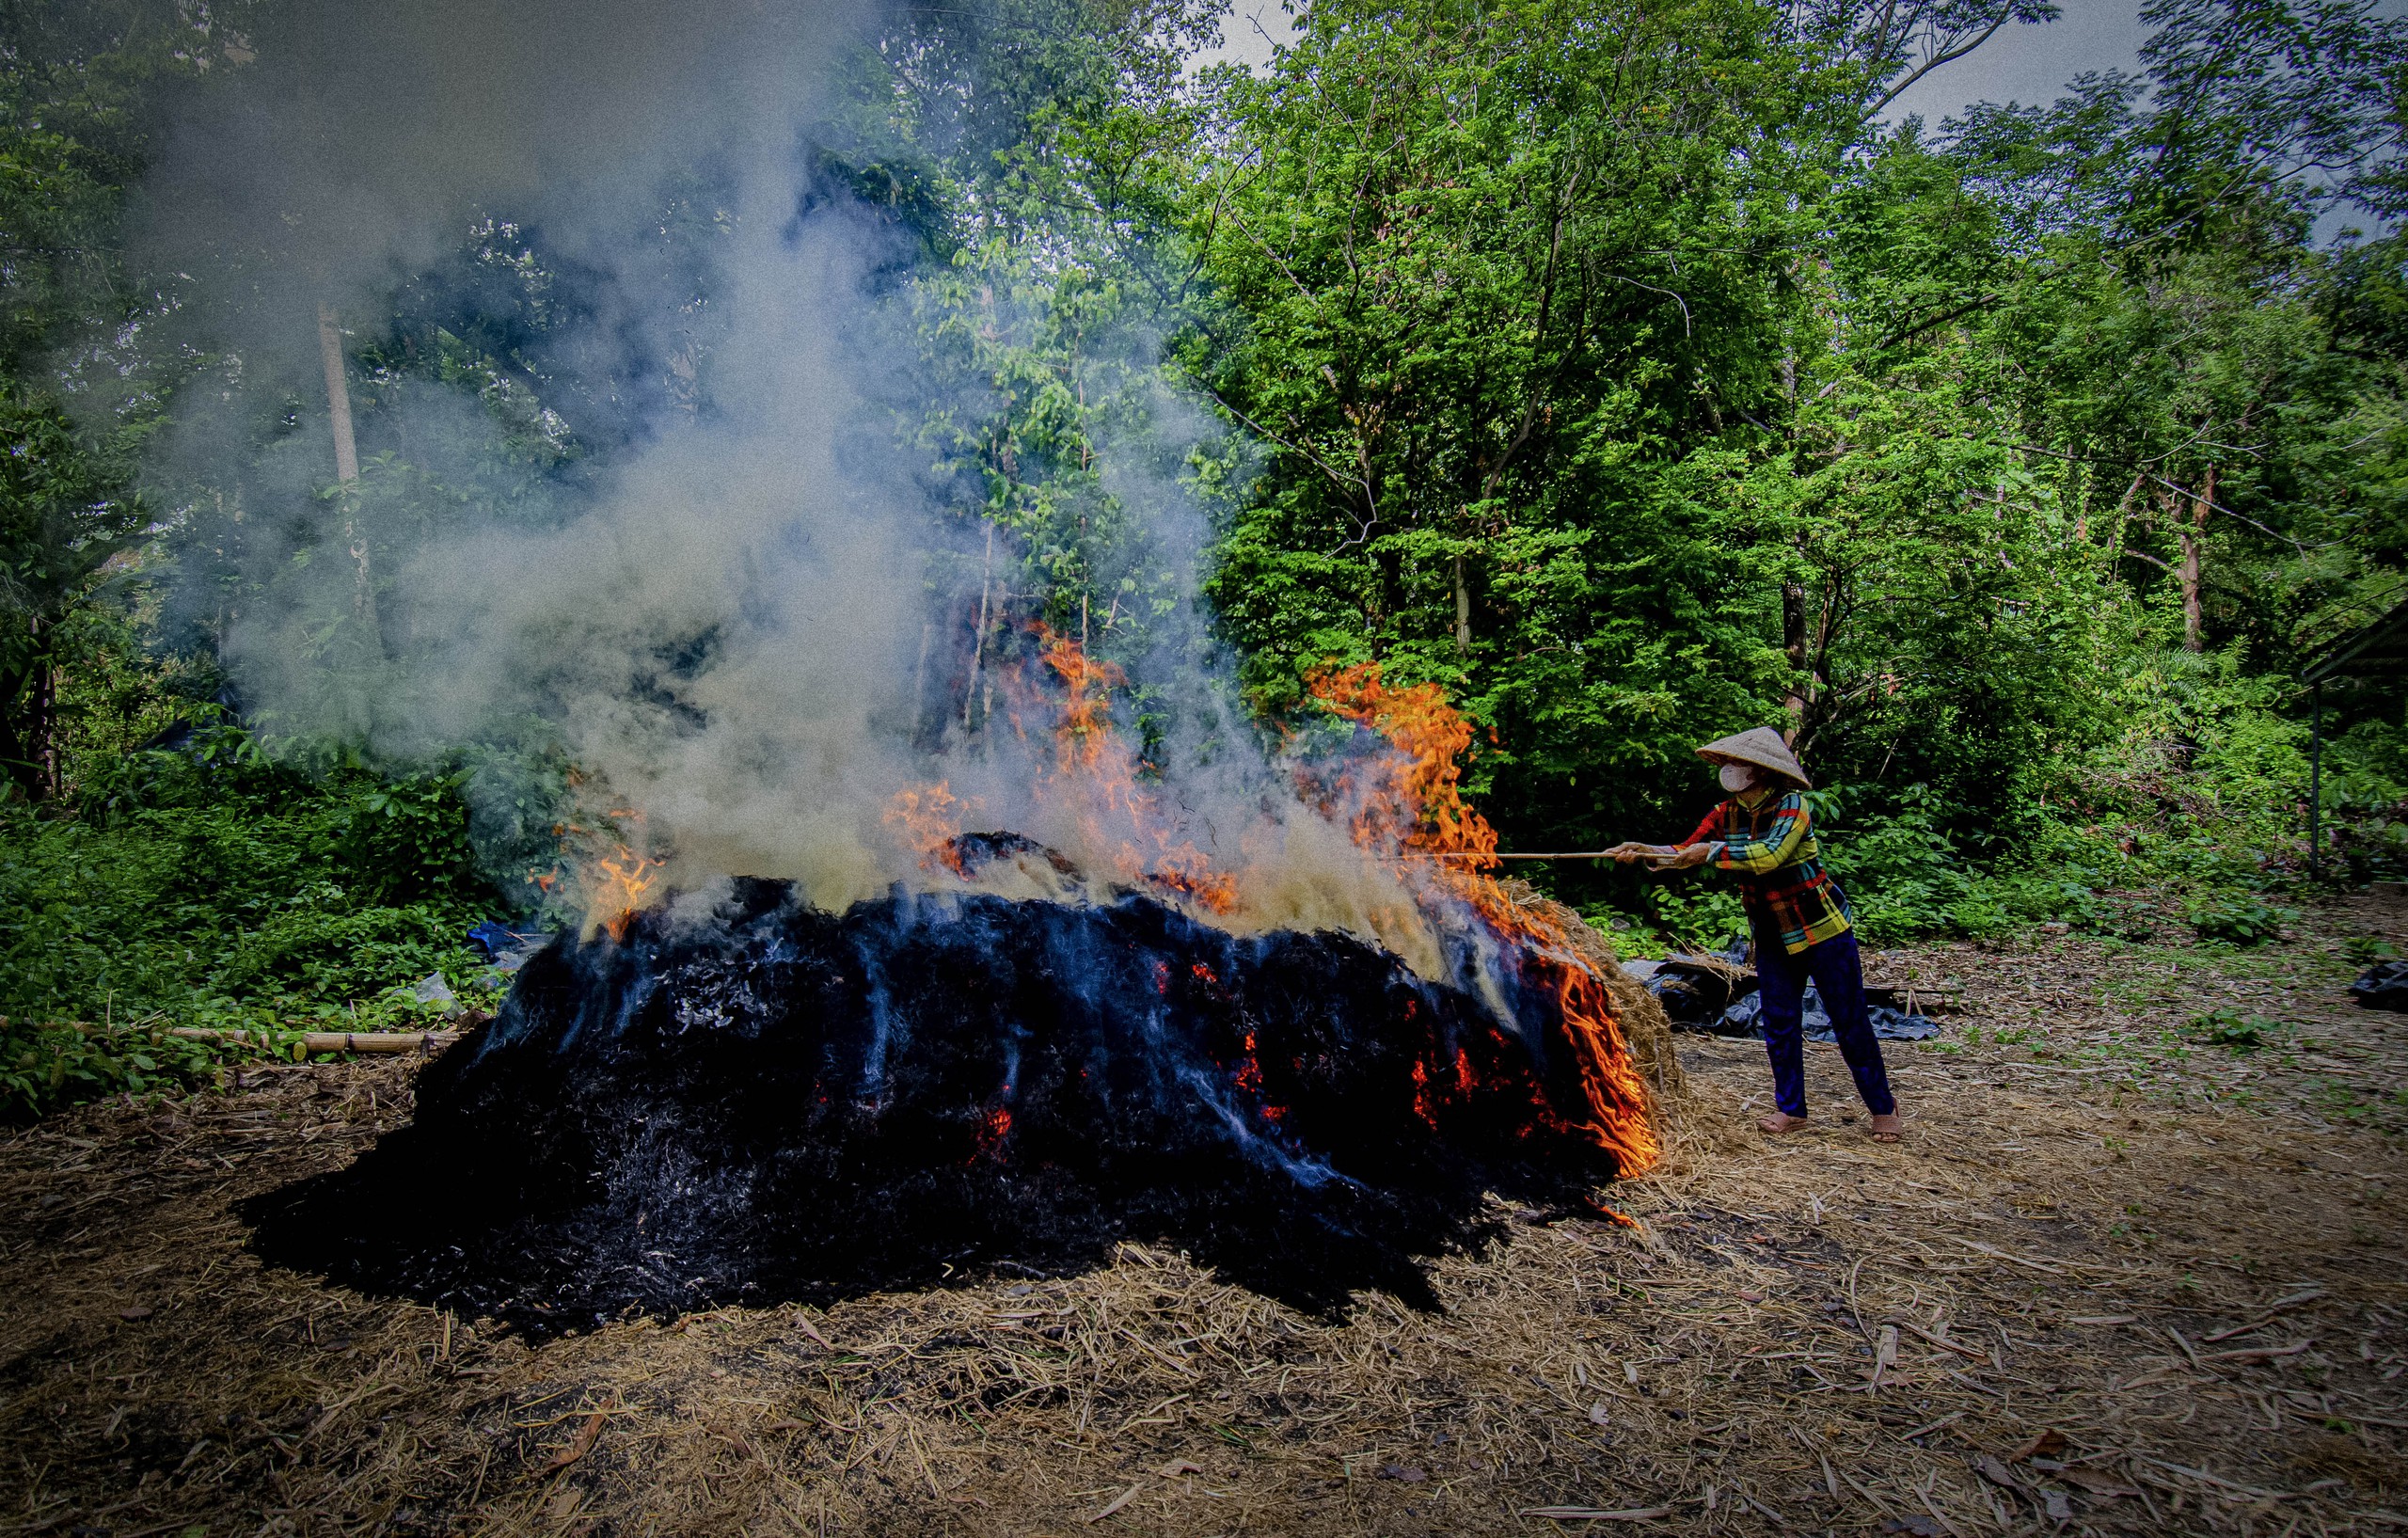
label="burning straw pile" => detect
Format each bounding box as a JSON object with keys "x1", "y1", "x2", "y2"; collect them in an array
[{"x1": 246, "y1": 645, "x2": 1675, "y2": 1327}]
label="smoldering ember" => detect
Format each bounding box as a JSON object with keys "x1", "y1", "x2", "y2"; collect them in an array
[
  {"x1": 246, "y1": 881, "x2": 1631, "y2": 1328},
  {"x1": 6, "y1": 1, "x2": 2408, "y2": 1535}
]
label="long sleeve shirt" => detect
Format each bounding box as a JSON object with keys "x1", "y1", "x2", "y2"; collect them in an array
[{"x1": 1682, "y1": 787, "x2": 1852, "y2": 954}]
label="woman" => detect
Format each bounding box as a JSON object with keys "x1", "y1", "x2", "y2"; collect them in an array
[{"x1": 1608, "y1": 727, "x2": 1904, "y2": 1143}]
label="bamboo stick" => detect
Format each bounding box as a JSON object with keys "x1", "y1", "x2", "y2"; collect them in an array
[
  {"x1": 8, "y1": 1017, "x2": 463, "y2": 1055},
  {"x1": 1412, "y1": 851, "x2": 1624, "y2": 860},
  {"x1": 166, "y1": 1027, "x2": 458, "y2": 1054}
]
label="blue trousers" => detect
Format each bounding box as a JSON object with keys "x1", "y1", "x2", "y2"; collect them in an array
[{"x1": 1754, "y1": 925, "x2": 1896, "y2": 1118}]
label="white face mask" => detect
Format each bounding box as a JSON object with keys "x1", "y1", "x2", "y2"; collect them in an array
[{"x1": 1719, "y1": 762, "x2": 1755, "y2": 794}]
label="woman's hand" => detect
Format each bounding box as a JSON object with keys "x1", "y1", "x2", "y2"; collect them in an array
[
  {"x1": 1603, "y1": 842, "x2": 1673, "y2": 865},
  {"x1": 1665, "y1": 841, "x2": 1719, "y2": 869}
]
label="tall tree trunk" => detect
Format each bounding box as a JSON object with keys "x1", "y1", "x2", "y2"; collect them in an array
[
  {"x1": 0, "y1": 668, "x2": 30, "y2": 802},
  {"x1": 1452, "y1": 552, "x2": 1471, "y2": 658},
  {"x1": 909, "y1": 618, "x2": 934, "y2": 749},
  {"x1": 964, "y1": 520, "x2": 994, "y2": 733},
  {"x1": 318, "y1": 301, "x2": 375, "y2": 628},
  {"x1": 1782, "y1": 577, "x2": 1809, "y2": 735},
  {"x1": 26, "y1": 626, "x2": 55, "y2": 801},
  {"x1": 318, "y1": 301, "x2": 360, "y2": 484},
  {"x1": 2176, "y1": 466, "x2": 2216, "y2": 652},
  {"x1": 5, "y1": 616, "x2": 59, "y2": 801}
]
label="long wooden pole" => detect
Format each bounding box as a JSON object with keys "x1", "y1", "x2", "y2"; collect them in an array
[
  {"x1": 964, "y1": 520, "x2": 993, "y2": 732},
  {"x1": 1417, "y1": 850, "x2": 1624, "y2": 860}
]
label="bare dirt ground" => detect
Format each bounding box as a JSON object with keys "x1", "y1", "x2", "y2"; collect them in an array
[{"x1": 3, "y1": 894, "x2": 2404, "y2": 1538}]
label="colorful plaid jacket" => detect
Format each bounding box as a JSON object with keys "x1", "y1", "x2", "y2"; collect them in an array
[{"x1": 1683, "y1": 788, "x2": 1852, "y2": 954}]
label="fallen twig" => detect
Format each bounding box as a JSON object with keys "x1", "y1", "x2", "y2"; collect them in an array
[
  {"x1": 543, "y1": 1396, "x2": 618, "y2": 1473},
  {"x1": 1085, "y1": 1483, "x2": 1143, "y2": 1522}
]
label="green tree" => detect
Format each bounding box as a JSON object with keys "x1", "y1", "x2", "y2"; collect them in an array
[
  {"x1": 1181, "y1": 0, "x2": 1851, "y2": 848},
  {"x1": 0, "y1": 392, "x2": 148, "y2": 797},
  {"x1": 0, "y1": 0, "x2": 232, "y2": 799}
]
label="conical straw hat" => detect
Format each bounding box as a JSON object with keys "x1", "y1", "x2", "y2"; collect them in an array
[{"x1": 1695, "y1": 725, "x2": 1811, "y2": 789}]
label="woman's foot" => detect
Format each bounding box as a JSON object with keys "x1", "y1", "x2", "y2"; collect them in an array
[
  {"x1": 1868, "y1": 1112, "x2": 1904, "y2": 1143},
  {"x1": 1758, "y1": 1112, "x2": 1810, "y2": 1135}
]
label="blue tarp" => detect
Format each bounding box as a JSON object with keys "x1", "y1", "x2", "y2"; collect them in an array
[
  {"x1": 2353, "y1": 960, "x2": 2408, "y2": 1011},
  {"x1": 1719, "y1": 981, "x2": 1942, "y2": 1042},
  {"x1": 467, "y1": 920, "x2": 547, "y2": 961}
]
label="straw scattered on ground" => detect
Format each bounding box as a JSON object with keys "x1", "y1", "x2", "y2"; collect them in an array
[{"x1": 3, "y1": 893, "x2": 2403, "y2": 1536}]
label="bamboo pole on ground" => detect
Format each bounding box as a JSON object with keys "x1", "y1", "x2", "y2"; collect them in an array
[
  {"x1": 169, "y1": 1026, "x2": 458, "y2": 1054},
  {"x1": 3, "y1": 1017, "x2": 461, "y2": 1055}
]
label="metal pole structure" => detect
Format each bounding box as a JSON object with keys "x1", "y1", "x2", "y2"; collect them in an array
[{"x1": 2309, "y1": 680, "x2": 2323, "y2": 882}]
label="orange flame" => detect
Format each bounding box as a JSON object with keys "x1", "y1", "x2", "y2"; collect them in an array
[
  {"x1": 884, "y1": 781, "x2": 982, "y2": 877},
  {"x1": 593, "y1": 846, "x2": 666, "y2": 939},
  {"x1": 1030, "y1": 627, "x2": 1240, "y2": 912},
  {"x1": 555, "y1": 797, "x2": 667, "y2": 939},
  {"x1": 873, "y1": 638, "x2": 1653, "y2": 1175},
  {"x1": 884, "y1": 627, "x2": 1238, "y2": 914},
  {"x1": 1040, "y1": 626, "x2": 1122, "y2": 777},
  {"x1": 1307, "y1": 663, "x2": 1658, "y2": 1176},
  {"x1": 1303, "y1": 664, "x2": 1497, "y2": 867}
]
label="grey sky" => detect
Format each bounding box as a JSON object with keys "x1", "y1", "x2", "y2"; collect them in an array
[
  {"x1": 1884, "y1": 2, "x2": 2147, "y2": 124},
  {"x1": 1194, "y1": 2, "x2": 2151, "y2": 123}
]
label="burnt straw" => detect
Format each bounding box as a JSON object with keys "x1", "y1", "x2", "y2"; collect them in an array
[{"x1": 243, "y1": 879, "x2": 1635, "y2": 1331}]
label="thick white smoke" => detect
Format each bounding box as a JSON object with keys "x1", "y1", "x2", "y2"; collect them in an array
[{"x1": 137, "y1": 0, "x2": 1450, "y2": 971}]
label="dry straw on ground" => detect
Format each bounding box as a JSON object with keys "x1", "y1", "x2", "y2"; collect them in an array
[{"x1": 3, "y1": 894, "x2": 2404, "y2": 1536}]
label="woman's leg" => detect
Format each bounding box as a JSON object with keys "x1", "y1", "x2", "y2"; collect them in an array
[
  {"x1": 1807, "y1": 929, "x2": 1898, "y2": 1118},
  {"x1": 1752, "y1": 929, "x2": 1811, "y2": 1124}
]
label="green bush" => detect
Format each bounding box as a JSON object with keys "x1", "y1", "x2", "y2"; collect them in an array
[
  {"x1": 2187, "y1": 895, "x2": 2295, "y2": 948},
  {"x1": 214, "y1": 899, "x2": 482, "y2": 1003},
  {"x1": 2186, "y1": 1008, "x2": 2284, "y2": 1052},
  {"x1": 0, "y1": 727, "x2": 518, "y2": 1117},
  {"x1": 1645, "y1": 883, "x2": 1747, "y2": 951},
  {"x1": 1, "y1": 1023, "x2": 236, "y2": 1122},
  {"x1": 1821, "y1": 784, "x2": 2016, "y2": 942}
]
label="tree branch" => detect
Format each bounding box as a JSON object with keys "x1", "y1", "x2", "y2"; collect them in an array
[{"x1": 1866, "y1": 14, "x2": 2010, "y2": 118}]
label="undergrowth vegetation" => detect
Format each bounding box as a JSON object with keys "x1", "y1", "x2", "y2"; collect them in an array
[{"x1": 0, "y1": 721, "x2": 512, "y2": 1118}]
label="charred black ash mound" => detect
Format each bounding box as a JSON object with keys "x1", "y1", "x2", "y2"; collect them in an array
[{"x1": 245, "y1": 878, "x2": 1632, "y2": 1331}]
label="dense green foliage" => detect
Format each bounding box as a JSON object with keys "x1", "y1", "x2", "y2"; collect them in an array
[
  {"x1": 0, "y1": 0, "x2": 2404, "y2": 1117},
  {"x1": 3, "y1": 728, "x2": 492, "y2": 1006},
  {"x1": 0, "y1": 723, "x2": 499, "y2": 1116}
]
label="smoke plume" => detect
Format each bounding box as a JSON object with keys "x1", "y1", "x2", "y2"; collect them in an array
[{"x1": 136, "y1": 0, "x2": 1445, "y2": 967}]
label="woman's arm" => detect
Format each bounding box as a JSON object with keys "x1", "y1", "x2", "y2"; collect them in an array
[
  {"x1": 1646, "y1": 804, "x2": 1731, "y2": 868},
  {"x1": 1712, "y1": 791, "x2": 1811, "y2": 873},
  {"x1": 1608, "y1": 803, "x2": 1728, "y2": 865},
  {"x1": 1681, "y1": 804, "x2": 1726, "y2": 848}
]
